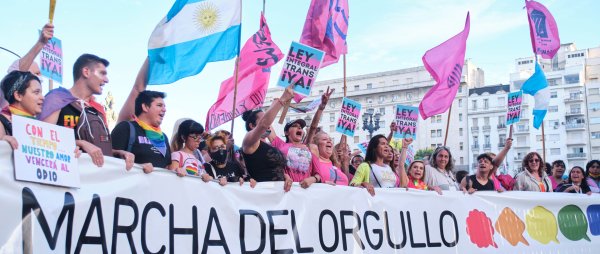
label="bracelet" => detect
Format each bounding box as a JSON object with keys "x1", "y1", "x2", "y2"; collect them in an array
[
  {"x1": 313, "y1": 175, "x2": 321, "y2": 183},
  {"x1": 275, "y1": 98, "x2": 286, "y2": 107}
]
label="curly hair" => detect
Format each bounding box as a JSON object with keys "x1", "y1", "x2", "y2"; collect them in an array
[
  {"x1": 521, "y1": 152, "x2": 544, "y2": 177},
  {"x1": 430, "y1": 146, "x2": 454, "y2": 172}
]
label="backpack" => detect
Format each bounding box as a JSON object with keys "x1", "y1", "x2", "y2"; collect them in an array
[{"x1": 70, "y1": 101, "x2": 112, "y2": 156}]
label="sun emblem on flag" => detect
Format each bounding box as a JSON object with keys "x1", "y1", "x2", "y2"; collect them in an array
[{"x1": 194, "y1": 2, "x2": 221, "y2": 34}]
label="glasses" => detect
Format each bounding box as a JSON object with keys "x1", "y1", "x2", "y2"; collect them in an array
[
  {"x1": 528, "y1": 159, "x2": 540, "y2": 163},
  {"x1": 188, "y1": 135, "x2": 201, "y2": 141}
]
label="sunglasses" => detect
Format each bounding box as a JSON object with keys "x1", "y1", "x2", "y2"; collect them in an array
[{"x1": 528, "y1": 159, "x2": 540, "y2": 163}]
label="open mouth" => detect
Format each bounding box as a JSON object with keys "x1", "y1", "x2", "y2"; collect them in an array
[{"x1": 296, "y1": 130, "x2": 302, "y2": 136}]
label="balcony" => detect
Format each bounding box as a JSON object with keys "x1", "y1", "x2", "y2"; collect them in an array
[
  {"x1": 567, "y1": 153, "x2": 587, "y2": 159},
  {"x1": 471, "y1": 144, "x2": 480, "y2": 150},
  {"x1": 565, "y1": 123, "x2": 585, "y2": 131},
  {"x1": 471, "y1": 126, "x2": 479, "y2": 132},
  {"x1": 564, "y1": 96, "x2": 583, "y2": 103},
  {"x1": 498, "y1": 142, "x2": 506, "y2": 148},
  {"x1": 566, "y1": 109, "x2": 584, "y2": 116},
  {"x1": 482, "y1": 125, "x2": 491, "y2": 132},
  {"x1": 483, "y1": 143, "x2": 491, "y2": 149},
  {"x1": 514, "y1": 156, "x2": 524, "y2": 162},
  {"x1": 515, "y1": 126, "x2": 529, "y2": 134},
  {"x1": 497, "y1": 124, "x2": 507, "y2": 129}
]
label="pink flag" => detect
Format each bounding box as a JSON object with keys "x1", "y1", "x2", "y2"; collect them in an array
[
  {"x1": 300, "y1": 0, "x2": 349, "y2": 68},
  {"x1": 206, "y1": 14, "x2": 283, "y2": 131},
  {"x1": 419, "y1": 13, "x2": 470, "y2": 120},
  {"x1": 525, "y1": 0, "x2": 560, "y2": 59}
]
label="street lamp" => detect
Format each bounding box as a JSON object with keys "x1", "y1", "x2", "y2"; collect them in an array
[{"x1": 362, "y1": 108, "x2": 381, "y2": 139}]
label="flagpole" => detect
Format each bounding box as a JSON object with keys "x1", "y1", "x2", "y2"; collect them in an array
[
  {"x1": 343, "y1": 54, "x2": 347, "y2": 97},
  {"x1": 229, "y1": 0, "x2": 243, "y2": 134},
  {"x1": 443, "y1": 105, "x2": 452, "y2": 146},
  {"x1": 263, "y1": 0, "x2": 266, "y2": 15},
  {"x1": 541, "y1": 121, "x2": 546, "y2": 162}
]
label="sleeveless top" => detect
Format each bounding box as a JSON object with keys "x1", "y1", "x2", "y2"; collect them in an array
[
  {"x1": 466, "y1": 175, "x2": 495, "y2": 191},
  {"x1": 0, "y1": 114, "x2": 12, "y2": 135},
  {"x1": 242, "y1": 141, "x2": 286, "y2": 182}
]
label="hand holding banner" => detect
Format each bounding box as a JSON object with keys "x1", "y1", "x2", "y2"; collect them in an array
[{"x1": 336, "y1": 97, "x2": 361, "y2": 137}]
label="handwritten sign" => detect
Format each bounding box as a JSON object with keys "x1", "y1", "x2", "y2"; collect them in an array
[
  {"x1": 13, "y1": 116, "x2": 78, "y2": 187},
  {"x1": 277, "y1": 41, "x2": 324, "y2": 97},
  {"x1": 394, "y1": 105, "x2": 418, "y2": 140},
  {"x1": 336, "y1": 97, "x2": 361, "y2": 137},
  {"x1": 506, "y1": 91, "x2": 523, "y2": 125},
  {"x1": 40, "y1": 35, "x2": 63, "y2": 83},
  {"x1": 356, "y1": 141, "x2": 368, "y2": 154}
]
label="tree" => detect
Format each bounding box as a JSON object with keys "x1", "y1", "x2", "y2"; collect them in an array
[{"x1": 415, "y1": 148, "x2": 434, "y2": 161}]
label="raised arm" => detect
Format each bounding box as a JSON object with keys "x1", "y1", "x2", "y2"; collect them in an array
[
  {"x1": 305, "y1": 87, "x2": 334, "y2": 145},
  {"x1": 242, "y1": 85, "x2": 294, "y2": 152},
  {"x1": 387, "y1": 121, "x2": 396, "y2": 142},
  {"x1": 492, "y1": 138, "x2": 513, "y2": 169},
  {"x1": 397, "y1": 138, "x2": 412, "y2": 187},
  {"x1": 117, "y1": 58, "x2": 149, "y2": 122},
  {"x1": 17, "y1": 24, "x2": 54, "y2": 72}
]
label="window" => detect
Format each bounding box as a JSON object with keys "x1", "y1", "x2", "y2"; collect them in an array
[
  {"x1": 472, "y1": 100, "x2": 478, "y2": 110},
  {"x1": 473, "y1": 136, "x2": 479, "y2": 145},
  {"x1": 483, "y1": 99, "x2": 489, "y2": 109},
  {"x1": 498, "y1": 116, "x2": 504, "y2": 126},
  {"x1": 354, "y1": 85, "x2": 360, "y2": 91},
  {"x1": 460, "y1": 157, "x2": 464, "y2": 164},
  {"x1": 437, "y1": 129, "x2": 442, "y2": 137},
  {"x1": 565, "y1": 74, "x2": 580, "y2": 84},
  {"x1": 459, "y1": 128, "x2": 463, "y2": 136},
  {"x1": 484, "y1": 117, "x2": 490, "y2": 126},
  {"x1": 367, "y1": 83, "x2": 373, "y2": 89},
  {"x1": 549, "y1": 120, "x2": 559, "y2": 129},
  {"x1": 498, "y1": 97, "x2": 505, "y2": 106},
  {"x1": 431, "y1": 144, "x2": 437, "y2": 148},
  {"x1": 460, "y1": 142, "x2": 464, "y2": 150},
  {"x1": 319, "y1": 90, "x2": 324, "y2": 95},
  {"x1": 518, "y1": 59, "x2": 534, "y2": 65},
  {"x1": 458, "y1": 86, "x2": 463, "y2": 93},
  {"x1": 406, "y1": 92, "x2": 413, "y2": 100},
  {"x1": 592, "y1": 117, "x2": 600, "y2": 124},
  {"x1": 484, "y1": 135, "x2": 490, "y2": 145},
  {"x1": 459, "y1": 113, "x2": 463, "y2": 121},
  {"x1": 431, "y1": 130, "x2": 436, "y2": 138},
  {"x1": 590, "y1": 102, "x2": 600, "y2": 111},
  {"x1": 379, "y1": 96, "x2": 385, "y2": 103},
  {"x1": 329, "y1": 113, "x2": 335, "y2": 122},
  {"x1": 354, "y1": 136, "x2": 360, "y2": 143},
  {"x1": 499, "y1": 134, "x2": 506, "y2": 143},
  {"x1": 459, "y1": 99, "x2": 463, "y2": 107},
  {"x1": 548, "y1": 106, "x2": 558, "y2": 112},
  {"x1": 568, "y1": 52, "x2": 584, "y2": 58},
  {"x1": 548, "y1": 134, "x2": 560, "y2": 141},
  {"x1": 550, "y1": 91, "x2": 557, "y2": 98},
  {"x1": 366, "y1": 97, "x2": 373, "y2": 103},
  {"x1": 472, "y1": 118, "x2": 478, "y2": 127},
  {"x1": 392, "y1": 94, "x2": 399, "y2": 101},
  {"x1": 431, "y1": 116, "x2": 436, "y2": 123},
  {"x1": 379, "y1": 107, "x2": 385, "y2": 115},
  {"x1": 592, "y1": 132, "x2": 600, "y2": 139},
  {"x1": 437, "y1": 115, "x2": 442, "y2": 123},
  {"x1": 589, "y1": 88, "x2": 599, "y2": 95}
]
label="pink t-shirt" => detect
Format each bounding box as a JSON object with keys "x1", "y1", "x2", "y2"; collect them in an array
[
  {"x1": 171, "y1": 151, "x2": 206, "y2": 176},
  {"x1": 271, "y1": 136, "x2": 316, "y2": 182},
  {"x1": 312, "y1": 155, "x2": 349, "y2": 186}
]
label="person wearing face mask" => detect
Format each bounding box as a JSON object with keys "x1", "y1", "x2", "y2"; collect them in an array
[{"x1": 204, "y1": 133, "x2": 256, "y2": 187}]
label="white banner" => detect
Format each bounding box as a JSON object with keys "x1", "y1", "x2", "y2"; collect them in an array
[{"x1": 0, "y1": 143, "x2": 598, "y2": 254}]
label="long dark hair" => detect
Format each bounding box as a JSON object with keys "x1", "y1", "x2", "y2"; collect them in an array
[
  {"x1": 568, "y1": 166, "x2": 590, "y2": 190},
  {"x1": 364, "y1": 134, "x2": 386, "y2": 164},
  {"x1": 585, "y1": 160, "x2": 600, "y2": 176}
]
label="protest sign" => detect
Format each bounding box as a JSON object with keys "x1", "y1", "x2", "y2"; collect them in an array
[
  {"x1": 336, "y1": 97, "x2": 361, "y2": 136},
  {"x1": 405, "y1": 145, "x2": 415, "y2": 165},
  {"x1": 506, "y1": 91, "x2": 523, "y2": 125},
  {"x1": 40, "y1": 35, "x2": 63, "y2": 83},
  {"x1": 356, "y1": 141, "x2": 368, "y2": 154},
  {"x1": 277, "y1": 41, "x2": 324, "y2": 97},
  {"x1": 12, "y1": 115, "x2": 78, "y2": 188},
  {"x1": 394, "y1": 105, "x2": 419, "y2": 140}
]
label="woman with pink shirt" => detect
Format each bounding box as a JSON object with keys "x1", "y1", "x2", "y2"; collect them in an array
[
  {"x1": 549, "y1": 160, "x2": 566, "y2": 190},
  {"x1": 309, "y1": 131, "x2": 350, "y2": 185}
]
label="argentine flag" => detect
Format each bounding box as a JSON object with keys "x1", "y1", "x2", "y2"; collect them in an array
[
  {"x1": 522, "y1": 62, "x2": 550, "y2": 129},
  {"x1": 148, "y1": 0, "x2": 241, "y2": 85}
]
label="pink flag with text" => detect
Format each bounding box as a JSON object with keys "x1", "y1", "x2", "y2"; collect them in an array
[
  {"x1": 206, "y1": 14, "x2": 283, "y2": 131},
  {"x1": 419, "y1": 13, "x2": 470, "y2": 120},
  {"x1": 525, "y1": 0, "x2": 560, "y2": 59},
  {"x1": 300, "y1": 0, "x2": 349, "y2": 68}
]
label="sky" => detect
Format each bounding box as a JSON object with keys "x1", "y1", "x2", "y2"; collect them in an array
[{"x1": 1, "y1": 0, "x2": 599, "y2": 143}]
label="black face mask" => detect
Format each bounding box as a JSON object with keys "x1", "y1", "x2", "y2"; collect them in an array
[{"x1": 210, "y1": 149, "x2": 227, "y2": 165}]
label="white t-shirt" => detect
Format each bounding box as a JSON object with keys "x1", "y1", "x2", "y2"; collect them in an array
[
  {"x1": 370, "y1": 164, "x2": 398, "y2": 188},
  {"x1": 424, "y1": 165, "x2": 458, "y2": 191}
]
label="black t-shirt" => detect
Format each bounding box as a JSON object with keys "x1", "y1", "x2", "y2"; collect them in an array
[
  {"x1": 111, "y1": 121, "x2": 171, "y2": 168},
  {"x1": 57, "y1": 103, "x2": 113, "y2": 156},
  {"x1": 555, "y1": 182, "x2": 591, "y2": 193},
  {"x1": 204, "y1": 161, "x2": 244, "y2": 182},
  {"x1": 242, "y1": 141, "x2": 286, "y2": 182},
  {"x1": 0, "y1": 114, "x2": 12, "y2": 136},
  {"x1": 58, "y1": 104, "x2": 81, "y2": 129},
  {"x1": 466, "y1": 175, "x2": 495, "y2": 191}
]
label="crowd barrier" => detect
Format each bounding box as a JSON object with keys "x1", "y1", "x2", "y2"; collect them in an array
[{"x1": 0, "y1": 143, "x2": 598, "y2": 253}]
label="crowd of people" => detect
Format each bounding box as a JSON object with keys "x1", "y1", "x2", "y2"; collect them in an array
[{"x1": 1, "y1": 24, "x2": 599, "y2": 196}]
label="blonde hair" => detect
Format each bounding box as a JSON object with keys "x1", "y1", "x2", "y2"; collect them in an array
[
  {"x1": 313, "y1": 131, "x2": 339, "y2": 167},
  {"x1": 408, "y1": 160, "x2": 427, "y2": 180}
]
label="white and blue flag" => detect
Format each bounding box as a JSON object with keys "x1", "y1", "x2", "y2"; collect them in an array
[
  {"x1": 148, "y1": 0, "x2": 241, "y2": 85},
  {"x1": 522, "y1": 62, "x2": 550, "y2": 129}
]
